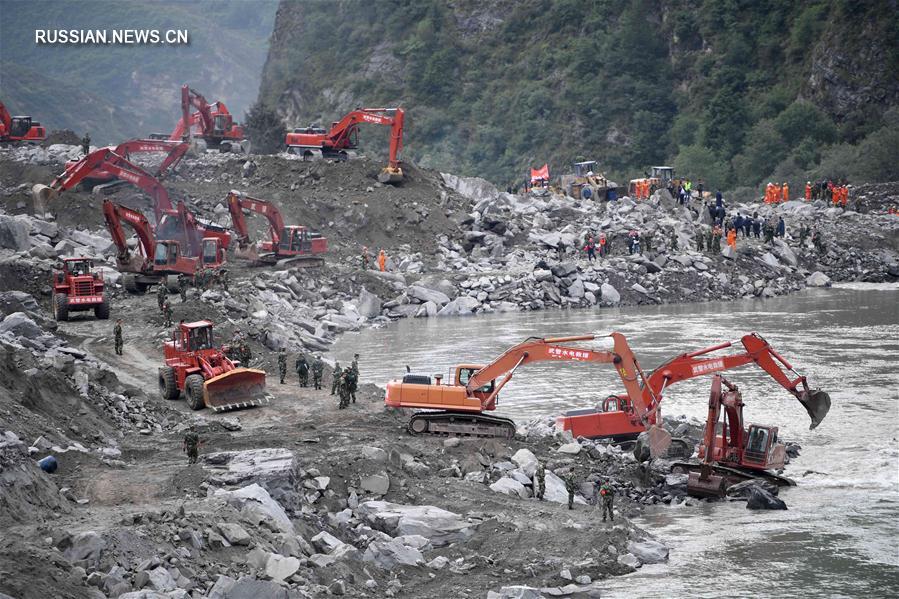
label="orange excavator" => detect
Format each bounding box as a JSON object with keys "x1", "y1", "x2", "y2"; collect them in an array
[
  {"x1": 153, "y1": 84, "x2": 246, "y2": 153},
  {"x1": 225, "y1": 190, "x2": 327, "y2": 266},
  {"x1": 679, "y1": 374, "x2": 815, "y2": 496},
  {"x1": 558, "y1": 333, "x2": 830, "y2": 441},
  {"x1": 385, "y1": 333, "x2": 656, "y2": 438},
  {"x1": 62, "y1": 138, "x2": 190, "y2": 186},
  {"x1": 31, "y1": 148, "x2": 231, "y2": 253},
  {"x1": 285, "y1": 107, "x2": 404, "y2": 183},
  {"x1": 0, "y1": 101, "x2": 46, "y2": 143},
  {"x1": 103, "y1": 199, "x2": 226, "y2": 293}
]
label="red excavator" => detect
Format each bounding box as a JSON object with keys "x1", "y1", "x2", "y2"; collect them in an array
[
  {"x1": 679, "y1": 374, "x2": 807, "y2": 497},
  {"x1": 153, "y1": 85, "x2": 245, "y2": 153},
  {"x1": 285, "y1": 107, "x2": 404, "y2": 183},
  {"x1": 159, "y1": 320, "x2": 267, "y2": 411},
  {"x1": 0, "y1": 101, "x2": 46, "y2": 143},
  {"x1": 32, "y1": 148, "x2": 231, "y2": 253},
  {"x1": 63, "y1": 138, "x2": 190, "y2": 186},
  {"x1": 385, "y1": 333, "x2": 657, "y2": 438},
  {"x1": 557, "y1": 333, "x2": 830, "y2": 441},
  {"x1": 225, "y1": 190, "x2": 327, "y2": 266},
  {"x1": 103, "y1": 199, "x2": 226, "y2": 293}
]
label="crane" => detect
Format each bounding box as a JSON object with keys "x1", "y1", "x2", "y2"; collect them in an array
[
  {"x1": 285, "y1": 107, "x2": 404, "y2": 184},
  {"x1": 385, "y1": 333, "x2": 657, "y2": 438},
  {"x1": 32, "y1": 148, "x2": 231, "y2": 253},
  {"x1": 558, "y1": 333, "x2": 830, "y2": 439},
  {"x1": 103, "y1": 199, "x2": 225, "y2": 294},
  {"x1": 154, "y1": 84, "x2": 245, "y2": 153},
  {"x1": 225, "y1": 190, "x2": 327, "y2": 266},
  {"x1": 0, "y1": 101, "x2": 46, "y2": 143}
]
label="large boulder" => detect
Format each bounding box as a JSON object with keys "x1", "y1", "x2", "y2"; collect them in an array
[
  {"x1": 356, "y1": 501, "x2": 478, "y2": 547},
  {"x1": 627, "y1": 539, "x2": 669, "y2": 564},
  {"x1": 0, "y1": 312, "x2": 43, "y2": 340},
  {"x1": 806, "y1": 271, "x2": 831, "y2": 287},
  {"x1": 489, "y1": 477, "x2": 529, "y2": 499},
  {"x1": 62, "y1": 531, "x2": 106, "y2": 565},
  {"x1": 600, "y1": 283, "x2": 620, "y2": 304},
  {"x1": 437, "y1": 296, "x2": 480, "y2": 316},
  {"x1": 771, "y1": 239, "x2": 798, "y2": 266},
  {"x1": 0, "y1": 292, "x2": 40, "y2": 316},
  {"x1": 207, "y1": 574, "x2": 291, "y2": 599},
  {"x1": 213, "y1": 483, "x2": 293, "y2": 533},
  {"x1": 204, "y1": 449, "x2": 300, "y2": 510},
  {"x1": 407, "y1": 285, "x2": 451, "y2": 306},
  {"x1": 363, "y1": 538, "x2": 425, "y2": 569},
  {"x1": 511, "y1": 448, "x2": 538, "y2": 477},
  {"x1": 264, "y1": 554, "x2": 300, "y2": 581},
  {"x1": 543, "y1": 471, "x2": 586, "y2": 505},
  {"x1": 357, "y1": 288, "x2": 382, "y2": 319},
  {"x1": 746, "y1": 486, "x2": 787, "y2": 510},
  {"x1": 0, "y1": 215, "x2": 29, "y2": 251}
]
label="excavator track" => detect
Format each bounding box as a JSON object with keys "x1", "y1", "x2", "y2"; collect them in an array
[
  {"x1": 671, "y1": 462, "x2": 796, "y2": 488},
  {"x1": 408, "y1": 412, "x2": 516, "y2": 439}
]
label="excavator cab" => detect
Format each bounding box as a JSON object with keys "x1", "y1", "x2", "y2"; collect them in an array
[
  {"x1": 456, "y1": 366, "x2": 495, "y2": 394},
  {"x1": 201, "y1": 238, "x2": 224, "y2": 267},
  {"x1": 743, "y1": 424, "x2": 780, "y2": 467},
  {"x1": 10, "y1": 116, "x2": 33, "y2": 138},
  {"x1": 154, "y1": 240, "x2": 182, "y2": 266}
]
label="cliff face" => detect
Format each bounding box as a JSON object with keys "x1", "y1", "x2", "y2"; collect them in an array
[{"x1": 258, "y1": 0, "x2": 898, "y2": 187}]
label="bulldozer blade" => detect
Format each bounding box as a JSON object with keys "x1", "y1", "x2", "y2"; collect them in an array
[
  {"x1": 800, "y1": 389, "x2": 831, "y2": 430},
  {"x1": 203, "y1": 368, "x2": 268, "y2": 411},
  {"x1": 31, "y1": 184, "x2": 56, "y2": 215},
  {"x1": 687, "y1": 470, "x2": 727, "y2": 498},
  {"x1": 378, "y1": 167, "x2": 403, "y2": 185}
]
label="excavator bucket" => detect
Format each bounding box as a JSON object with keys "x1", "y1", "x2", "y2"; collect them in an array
[
  {"x1": 687, "y1": 469, "x2": 727, "y2": 498},
  {"x1": 800, "y1": 389, "x2": 831, "y2": 430},
  {"x1": 646, "y1": 425, "x2": 673, "y2": 459},
  {"x1": 31, "y1": 184, "x2": 57, "y2": 215},
  {"x1": 203, "y1": 368, "x2": 268, "y2": 412},
  {"x1": 378, "y1": 166, "x2": 403, "y2": 185}
]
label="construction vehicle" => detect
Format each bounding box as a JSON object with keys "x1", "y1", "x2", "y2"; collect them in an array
[
  {"x1": 385, "y1": 333, "x2": 657, "y2": 438},
  {"x1": 51, "y1": 257, "x2": 110, "y2": 321},
  {"x1": 560, "y1": 161, "x2": 619, "y2": 200},
  {"x1": 679, "y1": 374, "x2": 813, "y2": 497},
  {"x1": 285, "y1": 107, "x2": 404, "y2": 183},
  {"x1": 159, "y1": 320, "x2": 267, "y2": 411},
  {"x1": 32, "y1": 148, "x2": 231, "y2": 253},
  {"x1": 225, "y1": 190, "x2": 327, "y2": 266},
  {"x1": 103, "y1": 199, "x2": 226, "y2": 293},
  {"x1": 558, "y1": 333, "x2": 830, "y2": 443},
  {"x1": 63, "y1": 138, "x2": 189, "y2": 186},
  {"x1": 628, "y1": 166, "x2": 680, "y2": 198},
  {"x1": 0, "y1": 101, "x2": 46, "y2": 143},
  {"x1": 152, "y1": 85, "x2": 246, "y2": 153}
]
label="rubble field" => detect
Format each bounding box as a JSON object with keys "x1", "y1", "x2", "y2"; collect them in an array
[{"x1": 0, "y1": 143, "x2": 896, "y2": 598}]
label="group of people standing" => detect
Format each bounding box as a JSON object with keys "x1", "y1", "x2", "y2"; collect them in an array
[
  {"x1": 360, "y1": 246, "x2": 388, "y2": 272},
  {"x1": 276, "y1": 350, "x2": 360, "y2": 409},
  {"x1": 768, "y1": 180, "x2": 851, "y2": 207}
]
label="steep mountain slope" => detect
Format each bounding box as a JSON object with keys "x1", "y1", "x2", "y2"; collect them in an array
[
  {"x1": 257, "y1": 0, "x2": 898, "y2": 188},
  {"x1": 1, "y1": 0, "x2": 278, "y2": 143}
]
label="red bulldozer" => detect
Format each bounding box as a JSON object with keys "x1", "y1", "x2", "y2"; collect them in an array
[
  {"x1": 51, "y1": 257, "x2": 110, "y2": 321},
  {"x1": 159, "y1": 320, "x2": 267, "y2": 411},
  {"x1": 226, "y1": 190, "x2": 327, "y2": 266},
  {"x1": 285, "y1": 107, "x2": 404, "y2": 183},
  {"x1": 0, "y1": 101, "x2": 47, "y2": 143}
]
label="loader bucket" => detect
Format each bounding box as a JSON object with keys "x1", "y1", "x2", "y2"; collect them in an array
[
  {"x1": 31, "y1": 184, "x2": 57, "y2": 215},
  {"x1": 203, "y1": 367, "x2": 268, "y2": 412},
  {"x1": 378, "y1": 166, "x2": 403, "y2": 185},
  {"x1": 800, "y1": 389, "x2": 831, "y2": 430}
]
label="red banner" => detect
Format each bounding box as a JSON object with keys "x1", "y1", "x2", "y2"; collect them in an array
[{"x1": 530, "y1": 164, "x2": 549, "y2": 183}]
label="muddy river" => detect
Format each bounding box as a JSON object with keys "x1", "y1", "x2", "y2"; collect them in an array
[{"x1": 334, "y1": 283, "x2": 899, "y2": 596}]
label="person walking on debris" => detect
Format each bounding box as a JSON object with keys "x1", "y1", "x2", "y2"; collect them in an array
[
  {"x1": 696, "y1": 227, "x2": 705, "y2": 252},
  {"x1": 712, "y1": 224, "x2": 723, "y2": 252},
  {"x1": 644, "y1": 229, "x2": 653, "y2": 254},
  {"x1": 378, "y1": 249, "x2": 387, "y2": 272},
  {"x1": 331, "y1": 362, "x2": 342, "y2": 395},
  {"x1": 583, "y1": 237, "x2": 596, "y2": 262},
  {"x1": 361, "y1": 246, "x2": 371, "y2": 270},
  {"x1": 218, "y1": 268, "x2": 229, "y2": 292},
  {"x1": 565, "y1": 471, "x2": 578, "y2": 510},
  {"x1": 598, "y1": 232, "x2": 607, "y2": 258},
  {"x1": 163, "y1": 301, "x2": 173, "y2": 327},
  {"x1": 81, "y1": 133, "x2": 90, "y2": 156},
  {"x1": 536, "y1": 463, "x2": 546, "y2": 500},
  {"x1": 752, "y1": 212, "x2": 761, "y2": 238},
  {"x1": 726, "y1": 227, "x2": 737, "y2": 251},
  {"x1": 311, "y1": 355, "x2": 324, "y2": 390},
  {"x1": 799, "y1": 224, "x2": 809, "y2": 246},
  {"x1": 337, "y1": 370, "x2": 351, "y2": 409},
  {"x1": 764, "y1": 219, "x2": 775, "y2": 244},
  {"x1": 812, "y1": 228, "x2": 825, "y2": 253},
  {"x1": 182, "y1": 424, "x2": 202, "y2": 465},
  {"x1": 295, "y1": 353, "x2": 309, "y2": 387},
  {"x1": 157, "y1": 283, "x2": 167, "y2": 312},
  {"x1": 345, "y1": 357, "x2": 359, "y2": 403},
  {"x1": 113, "y1": 319, "x2": 124, "y2": 356},
  {"x1": 278, "y1": 348, "x2": 287, "y2": 384},
  {"x1": 178, "y1": 274, "x2": 189, "y2": 302},
  {"x1": 776, "y1": 217, "x2": 786, "y2": 238},
  {"x1": 599, "y1": 480, "x2": 615, "y2": 522}
]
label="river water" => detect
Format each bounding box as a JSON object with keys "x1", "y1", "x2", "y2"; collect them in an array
[{"x1": 333, "y1": 284, "x2": 899, "y2": 597}]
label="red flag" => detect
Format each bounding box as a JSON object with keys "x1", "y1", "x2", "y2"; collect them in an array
[{"x1": 530, "y1": 163, "x2": 549, "y2": 183}]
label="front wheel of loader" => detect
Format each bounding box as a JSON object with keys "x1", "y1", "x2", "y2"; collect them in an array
[
  {"x1": 94, "y1": 294, "x2": 110, "y2": 320},
  {"x1": 185, "y1": 374, "x2": 206, "y2": 410},
  {"x1": 53, "y1": 294, "x2": 69, "y2": 321},
  {"x1": 159, "y1": 366, "x2": 179, "y2": 400}
]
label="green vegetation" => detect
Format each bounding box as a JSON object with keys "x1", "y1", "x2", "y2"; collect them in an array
[
  {"x1": 244, "y1": 101, "x2": 285, "y2": 155},
  {"x1": 1, "y1": 0, "x2": 278, "y2": 143},
  {"x1": 259, "y1": 0, "x2": 898, "y2": 188}
]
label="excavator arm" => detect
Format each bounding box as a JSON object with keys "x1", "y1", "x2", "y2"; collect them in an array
[
  {"x1": 113, "y1": 139, "x2": 189, "y2": 178},
  {"x1": 467, "y1": 333, "x2": 657, "y2": 418},
  {"x1": 326, "y1": 108, "x2": 405, "y2": 183},
  {"x1": 102, "y1": 200, "x2": 154, "y2": 272},
  {"x1": 0, "y1": 102, "x2": 10, "y2": 135},
  {"x1": 225, "y1": 190, "x2": 286, "y2": 247},
  {"x1": 645, "y1": 333, "x2": 830, "y2": 429}
]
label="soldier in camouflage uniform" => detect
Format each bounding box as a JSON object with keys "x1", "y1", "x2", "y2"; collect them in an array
[
  {"x1": 337, "y1": 370, "x2": 351, "y2": 408},
  {"x1": 311, "y1": 355, "x2": 324, "y2": 390},
  {"x1": 295, "y1": 353, "x2": 309, "y2": 387},
  {"x1": 599, "y1": 479, "x2": 615, "y2": 522},
  {"x1": 331, "y1": 362, "x2": 342, "y2": 396},
  {"x1": 163, "y1": 301, "x2": 173, "y2": 327},
  {"x1": 535, "y1": 463, "x2": 546, "y2": 500},
  {"x1": 182, "y1": 424, "x2": 201, "y2": 465},
  {"x1": 178, "y1": 274, "x2": 189, "y2": 302},
  {"x1": 565, "y1": 471, "x2": 578, "y2": 510},
  {"x1": 217, "y1": 268, "x2": 229, "y2": 292},
  {"x1": 346, "y1": 354, "x2": 359, "y2": 403},
  {"x1": 278, "y1": 348, "x2": 287, "y2": 384},
  {"x1": 113, "y1": 319, "x2": 124, "y2": 356},
  {"x1": 696, "y1": 227, "x2": 705, "y2": 252},
  {"x1": 157, "y1": 283, "x2": 167, "y2": 312}
]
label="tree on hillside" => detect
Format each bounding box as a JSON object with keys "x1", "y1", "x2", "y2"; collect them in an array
[{"x1": 244, "y1": 102, "x2": 285, "y2": 155}]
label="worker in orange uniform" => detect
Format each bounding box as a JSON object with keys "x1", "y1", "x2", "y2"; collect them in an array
[
  {"x1": 805, "y1": 181, "x2": 812, "y2": 201},
  {"x1": 377, "y1": 248, "x2": 387, "y2": 272},
  {"x1": 764, "y1": 182, "x2": 773, "y2": 204},
  {"x1": 841, "y1": 185, "x2": 849, "y2": 206},
  {"x1": 726, "y1": 226, "x2": 737, "y2": 250},
  {"x1": 782, "y1": 182, "x2": 789, "y2": 203},
  {"x1": 831, "y1": 183, "x2": 839, "y2": 205}
]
